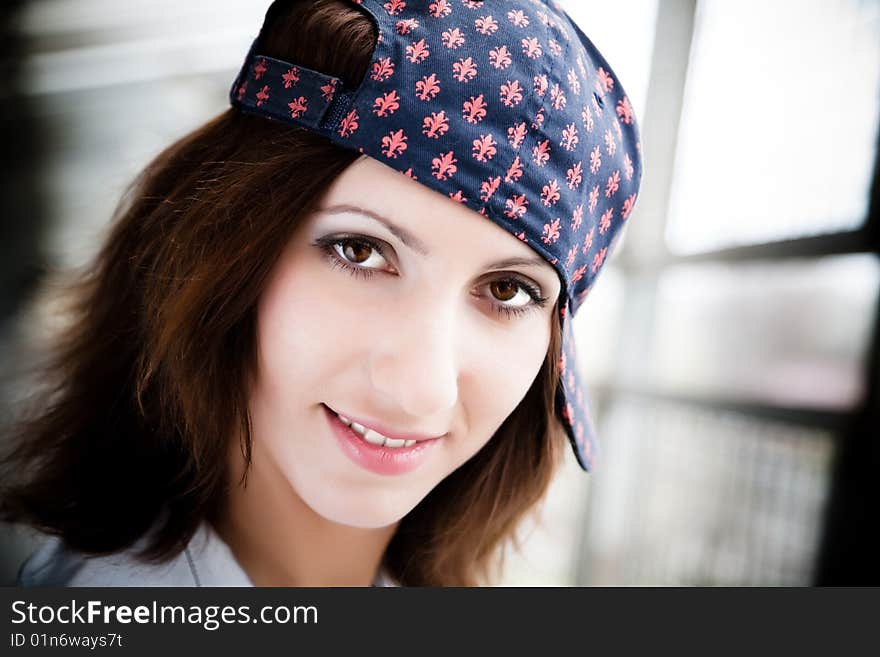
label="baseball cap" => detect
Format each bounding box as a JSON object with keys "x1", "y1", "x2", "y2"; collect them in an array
[{"x1": 229, "y1": 0, "x2": 643, "y2": 471}]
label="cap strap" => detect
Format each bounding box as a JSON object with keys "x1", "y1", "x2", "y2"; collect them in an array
[{"x1": 230, "y1": 52, "x2": 347, "y2": 134}]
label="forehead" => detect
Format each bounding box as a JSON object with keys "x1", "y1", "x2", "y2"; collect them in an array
[{"x1": 319, "y1": 156, "x2": 557, "y2": 273}]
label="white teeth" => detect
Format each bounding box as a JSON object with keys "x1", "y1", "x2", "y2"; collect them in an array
[
  {"x1": 362, "y1": 428, "x2": 387, "y2": 446},
  {"x1": 334, "y1": 411, "x2": 417, "y2": 449}
]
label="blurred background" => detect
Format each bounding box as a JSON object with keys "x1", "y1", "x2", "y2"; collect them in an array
[{"x1": 0, "y1": 0, "x2": 878, "y2": 585}]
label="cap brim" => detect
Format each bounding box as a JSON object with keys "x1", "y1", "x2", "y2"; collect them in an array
[{"x1": 556, "y1": 303, "x2": 599, "y2": 472}]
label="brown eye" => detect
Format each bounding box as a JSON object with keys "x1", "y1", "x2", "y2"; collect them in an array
[
  {"x1": 490, "y1": 280, "x2": 519, "y2": 302},
  {"x1": 342, "y1": 241, "x2": 373, "y2": 264},
  {"x1": 487, "y1": 279, "x2": 534, "y2": 310},
  {"x1": 481, "y1": 275, "x2": 547, "y2": 319},
  {"x1": 331, "y1": 238, "x2": 389, "y2": 270}
]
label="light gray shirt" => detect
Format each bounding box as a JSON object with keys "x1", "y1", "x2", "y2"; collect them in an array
[{"x1": 17, "y1": 523, "x2": 396, "y2": 587}]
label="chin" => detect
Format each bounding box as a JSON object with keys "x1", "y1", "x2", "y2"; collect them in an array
[{"x1": 295, "y1": 477, "x2": 422, "y2": 529}]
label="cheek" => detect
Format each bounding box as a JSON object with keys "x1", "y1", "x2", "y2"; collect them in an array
[
  {"x1": 455, "y1": 317, "x2": 552, "y2": 457},
  {"x1": 255, "y1": 257, "x2": 359, "y2": 398}
]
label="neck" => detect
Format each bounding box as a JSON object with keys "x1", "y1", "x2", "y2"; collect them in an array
[{"x1": 215, "y1": 443, "x2": 398, "y2": 587}]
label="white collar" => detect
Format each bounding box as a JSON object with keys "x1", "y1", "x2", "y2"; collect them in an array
[
  {"x1": 183, "y1": 522, "x2": 254, "y2": 586},
  {"x1": 20, "y1": 521, "x2": 397, "y2": 587}
]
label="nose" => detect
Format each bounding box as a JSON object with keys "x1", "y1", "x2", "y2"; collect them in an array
[{"x1": 368, "y1": 301, "x2": 460, "y2": 420}]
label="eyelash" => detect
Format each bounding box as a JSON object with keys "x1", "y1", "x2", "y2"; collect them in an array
[{"x1": 314, "y1": 235, "x2": 549, "y2": 318}]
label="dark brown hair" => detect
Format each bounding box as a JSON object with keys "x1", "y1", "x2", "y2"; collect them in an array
[{"x1": 0, "y1": 0, "x2": 566, "y2": 586}]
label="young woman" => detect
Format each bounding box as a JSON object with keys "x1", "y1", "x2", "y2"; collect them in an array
[{"x1": 2, "y1": 0, "x2": 642, "y2": 587}]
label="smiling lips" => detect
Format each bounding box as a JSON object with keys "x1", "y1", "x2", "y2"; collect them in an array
[
  {"x1": 323, "y1": 404, "x2": 446, "y2": 446},
  {"x1": 324, "y1": 404, "x2": 442, "y2": 476}
]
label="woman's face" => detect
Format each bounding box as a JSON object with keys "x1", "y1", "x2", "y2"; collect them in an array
[{"x1": 248, "y1": 155, "x2": 561, "y2": 528}]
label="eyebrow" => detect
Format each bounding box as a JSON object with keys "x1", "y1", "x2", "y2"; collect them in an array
[{"x1": 319, "y1": 203, "x2": 551, "y2": 271}]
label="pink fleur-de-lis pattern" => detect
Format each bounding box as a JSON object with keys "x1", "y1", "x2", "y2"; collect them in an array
[
  {"x1": 229, "y1": 0, "x2": 643, "y2": 472},
  {"x1": 233, "y1": 54, "x2": 341, "y2": 131}
]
